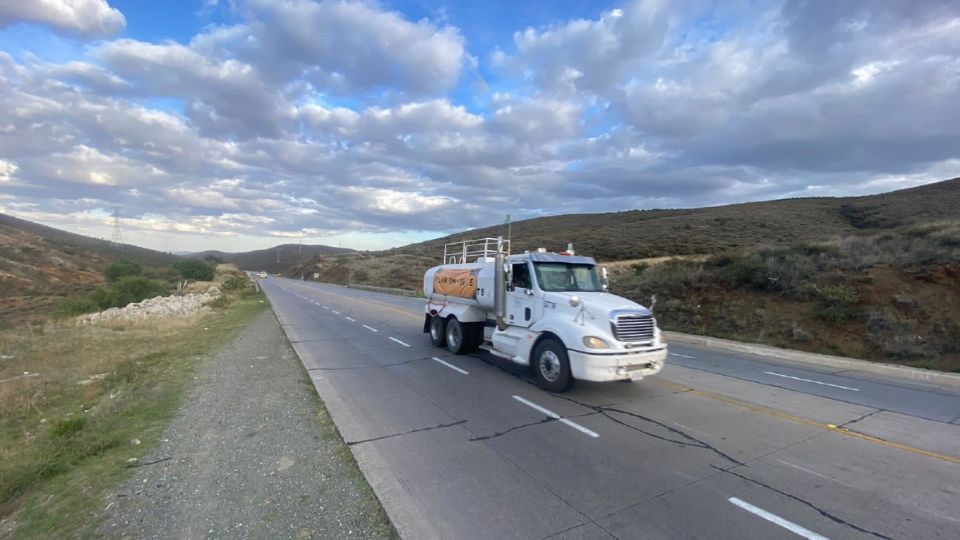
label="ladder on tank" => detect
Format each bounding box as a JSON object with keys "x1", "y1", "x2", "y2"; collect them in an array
[{"x1": 442, "y1": 237, "x2": 510, "y2": 264}]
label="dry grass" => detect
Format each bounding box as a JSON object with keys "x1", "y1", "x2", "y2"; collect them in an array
[{"x1": 0, "y1": 289, "x2": 266, "y2": 538}]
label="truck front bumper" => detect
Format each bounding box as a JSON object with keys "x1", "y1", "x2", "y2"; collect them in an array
[{"x1": 567, "y1": 346, "x2": 667, "y2": 382}]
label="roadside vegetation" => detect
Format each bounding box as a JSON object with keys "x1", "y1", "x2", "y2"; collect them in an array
[
  {"x1": 613, "y1": 221, "x2": 960, "y2": 372},
  {"x1": 0, "y1": 275, "x2": 265, "y2": 538}
]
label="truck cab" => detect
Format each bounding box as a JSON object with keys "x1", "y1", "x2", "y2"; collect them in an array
[{"x1": 424, "y1": 238, "x2": 667, "y2": 392}]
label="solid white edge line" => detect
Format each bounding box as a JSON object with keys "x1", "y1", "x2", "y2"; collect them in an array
[
  {"x1": 389, "y1": 337, "x2": 411, "y2": 347},
  {"x1": 668, "y1": 352, "x2": 696, "y2": 359},
  {"x1": 511, "y1": 395, "x2": 599, "y2": 438},
  {"x1": 728, "y1": 497, "x2": 830, "y2": 540},
  {"x1": 763, "y1": 371, "x2": 860, "y2": 391},
  {"x1": 345, "y1": 316, "x2": 356, "y2": 321},
  {"x1": 432, "y1": 357, "x2": 469, "y2": 375},
  {"x1": 363, "y1": 325, "x2": 379, "y2": 332}
]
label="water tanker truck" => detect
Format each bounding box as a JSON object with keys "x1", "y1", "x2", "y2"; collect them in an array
[{"x1": 423, "y1": 237, "x2": 667, "y2": 392}]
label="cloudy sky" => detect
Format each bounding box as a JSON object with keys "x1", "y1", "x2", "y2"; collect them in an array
[{"x1": 0, "y1": 0, "x2": 958, "y2": 252}]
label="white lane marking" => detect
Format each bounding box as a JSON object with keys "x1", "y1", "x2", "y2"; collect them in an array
[
  {"x1": 362, "y1": 325, "x2": 379, "y2": 332},
  {"x1": 344, "y1": 316, "x2": 356, "y2": 322},
  {"x1": 332, "y1": 310, "x2": 341, "y2": 315},
  {"x1": 323, "y1": 306, "x2": 329, "y2": 310},
  {"x1": 512, "y1": 395, "x2": 599, "y2": 438},
  {"x1": 432, "y1": 357, "x2": 469, "y2": 375},
  {"x1": 668, "y1": 352, "x2": 696, "y2": 359},
  {"x1": 672, "y1": 422, "x2": 711, "y2": 439},
  {"x1": 763, "y1": 371, "x2": 860, "y2": 392},
  {"x1": 728, "y1": 497, "x2": 829, "y2": 540},
  {"x1": 775, "y1": 460, "x2": 836, "y2": 483},
  {"x1": 389, "y1": 337, "x2": 411, "y2": 347}
]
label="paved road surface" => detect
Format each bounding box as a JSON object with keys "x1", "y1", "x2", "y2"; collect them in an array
[{"x1": 262, "y1": 277, "x2": 960, "y2": 540}]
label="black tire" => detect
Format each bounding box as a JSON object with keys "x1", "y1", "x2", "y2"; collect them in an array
[
  {"x1": 532, "y1": 338, "x2": 574, "y2": 392},
  {"x1": 429, "y1": 315, "x2": 446, "y2": 347},
  {"x1": 445, "y1": 317, "x2": 468, "y2": 354}
]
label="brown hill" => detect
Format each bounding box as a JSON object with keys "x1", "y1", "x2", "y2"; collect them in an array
[
  {"x1": 0, "y1": 214, "x2": 179, "y2": 327},
  {"x1": 193, "y1": 244, "x2": 353, "y2": 274}
]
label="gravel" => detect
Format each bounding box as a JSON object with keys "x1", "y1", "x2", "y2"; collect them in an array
[{"x1": 101, "y1": 309, "x2": 395, "y2": 539}]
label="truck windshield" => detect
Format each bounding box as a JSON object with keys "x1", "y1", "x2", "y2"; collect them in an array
[{"x1": 533, "y1": 263, "x2": 604, "y2": 292}]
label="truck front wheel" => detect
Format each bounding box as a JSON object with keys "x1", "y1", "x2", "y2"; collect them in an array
[
  {"x1": 532, "y1": 338, "x2": 573, "y2": 392},
  {"x1": 429, "y1": 315, "x2": 446, "y2": 347}
]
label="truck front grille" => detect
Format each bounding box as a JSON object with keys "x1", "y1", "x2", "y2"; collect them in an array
[{"x1": 613, "y1": 315, "x2": 655, "y2": 343}]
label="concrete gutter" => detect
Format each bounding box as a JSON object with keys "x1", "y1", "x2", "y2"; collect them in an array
[{"x1": 664, "y1": 330, "x2": 960, "y2": 387}]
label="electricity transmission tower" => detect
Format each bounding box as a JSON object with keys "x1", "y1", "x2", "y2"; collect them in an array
[{"x1": 111, "y1": 207, "x2": 122, "y2": 244}]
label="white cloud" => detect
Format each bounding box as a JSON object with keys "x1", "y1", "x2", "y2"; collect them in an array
[{"x1": 0, "y1": 0, "x2": 125, "y2": 38}]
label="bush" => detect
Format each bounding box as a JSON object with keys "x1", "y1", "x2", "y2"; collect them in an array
[
  {"x1": 54, "y1": 297, "x2": 100, "y2": 318},
  {"x1": 817, "y1": 285, "x2": 861, "y2": 322},
  {"x1": 107, "y1": 276, "x2": 168, "y2": 307},
  {"x1": 174, "y1": 259, "x2": 214, "y2": 281},
  {"x1": 104, "y1": 260, "x2": 142, "y2": 282},
  {"x1": 221, "y1": 275, "x2": 248, "y2": 291}
]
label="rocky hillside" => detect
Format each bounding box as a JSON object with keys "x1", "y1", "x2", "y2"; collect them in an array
[{"x1": 0, "y1": 214, "x2": 179, "y2": 328}]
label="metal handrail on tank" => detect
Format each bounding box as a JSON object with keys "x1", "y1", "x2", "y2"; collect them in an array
[{"x1": 442, "y1": 237, "x2": 511, "y2": 264}]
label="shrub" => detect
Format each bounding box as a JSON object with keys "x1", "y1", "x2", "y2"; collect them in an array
[
  {"x1": 221, "y1": 275, "x2": 248, "y2": 291},
  {"x1": 817, "y1": 285, "x2": 861, "y2": 322},
  {"x1": 106, "y1": 276, "x2": 168, "y2": 307},
  {"x1": 54, "y1": 297, "x2": 100, "y2": 318},
  {"x1": 104, "y1": 260, "x2": 142, "y2": 282},
  {"x1": 174, "y1": 259, "x2": 214, "y2": 281},
  {"x1": 51, "y1": 417, "x2": 86, "y2": 438}
]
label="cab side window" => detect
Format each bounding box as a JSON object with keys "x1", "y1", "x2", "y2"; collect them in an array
[{"x1": 512, "y1": 263, "x2": 532, "y2": 289}]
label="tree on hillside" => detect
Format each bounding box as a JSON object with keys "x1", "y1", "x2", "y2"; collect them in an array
[
  {"x1": 104, "y1": 260, "x2": 142, "y2": 282},
  {"x1": 174, "y1": 259, "x2": 214, "y2": 281}
]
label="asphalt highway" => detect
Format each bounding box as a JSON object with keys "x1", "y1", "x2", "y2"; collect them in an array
[{"x1": 261, "y1": 277, "x2": 960, "y2": 540}]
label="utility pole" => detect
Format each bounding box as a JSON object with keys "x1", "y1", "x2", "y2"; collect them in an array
[{"x1": 276, "y1": 246, "x2": 280, "y2": 264}]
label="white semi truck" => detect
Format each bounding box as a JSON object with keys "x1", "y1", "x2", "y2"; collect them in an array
[{"x1": 423, "y1": 238, "x2": 667, "y2": 392}]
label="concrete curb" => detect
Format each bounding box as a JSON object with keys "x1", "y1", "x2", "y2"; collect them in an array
[{"x1": 664, "y1": 331, "x2": 960, "y2": 387}]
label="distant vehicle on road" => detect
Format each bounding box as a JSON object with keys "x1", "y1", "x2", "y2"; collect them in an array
[
  {"x1": 259, "y1": 272, "x2": 268, "y2": 278},
  {"x1": 423, "y1": 237, "x2": 666, "y2": 392}
]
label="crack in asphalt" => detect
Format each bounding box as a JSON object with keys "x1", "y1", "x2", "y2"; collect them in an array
[
  {"x1": 346, "y1": 419, "x2": 468, "y2": 446},
  {"x1": 842, "y1": 409, "x2": 881, "y2": 427},
  {"x1": 712, "y1": 465, "x2": 896, "y2": 540},
  {"x1": 468, "y1": 412, "x2": 600, "y2": 442}
]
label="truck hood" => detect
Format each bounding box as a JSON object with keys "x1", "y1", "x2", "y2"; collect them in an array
[{"x1": 543, "y1": 291, "x2": 652, "y2": 321}]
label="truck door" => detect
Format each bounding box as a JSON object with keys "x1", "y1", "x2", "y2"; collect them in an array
[{"x1": 507, "y1": 262, "x2": 537, "y2": 328}]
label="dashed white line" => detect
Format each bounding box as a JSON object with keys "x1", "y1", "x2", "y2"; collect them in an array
[
  {"x1": 728, "y1": 497, "x2": 829, "y2": 540},
  {"x1": 668, "y1": 352, "x2": 696, "y2": 359},
  {"x1": 775, "y1": 460, "x2": 835, "y2": 482},
  {"x1": 344, "y1": 316, "x2": 356, "y2": 322},
  {"x1": 432, "y1": 357, "x2": 469, "y2": 375},
  {"x1": 512, "y1": 395, "x2": 599, "y2": 438},
  {"x1": 332, "y1": 310, "x2": 341, "y2": 315},
  {"x1": 323, "y1": 306, "x2": 329, "y2": 310},
  {"x1": 362, "y1": 325, "x2": 379, "y2": 332},
  {"x1": 763, "y1": 371, "x2": 860, "y2": 391},
  {"x1": 389, "y1": 337, "x2": 411, "y2": 347}
]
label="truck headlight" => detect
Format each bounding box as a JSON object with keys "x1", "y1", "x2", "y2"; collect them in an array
[{"x1": 582, "y1": 336, "x2": 610, "y2": 349}]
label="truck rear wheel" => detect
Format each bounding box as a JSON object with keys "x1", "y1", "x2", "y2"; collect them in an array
[
  {"x1": 445, "y1": 318, "x2": 468, "y2": 354},
  {"x1": 429, "y1": 315, "x2": 446, "y2": 347},
  {"x1": 532, "y1": 338, "x2": 573, "y2": 392}
]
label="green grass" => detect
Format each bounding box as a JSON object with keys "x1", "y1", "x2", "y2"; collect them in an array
[{"x1": 0, "y1": 291, "x2": 267, "y2": 538}]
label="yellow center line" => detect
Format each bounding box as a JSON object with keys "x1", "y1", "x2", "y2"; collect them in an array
[{"x1": 650, "y1": 377, "x2": 960, "y2": 466}]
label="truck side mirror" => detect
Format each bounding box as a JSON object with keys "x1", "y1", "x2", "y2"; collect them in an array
[
  {"x1": 601, "y1": 266, "x2": 609, "y2": 290},
  {"x1": 650, "y1": 294, "x2": 657, "y2": 311},
  {"x1": 504, "y1": 263, "x2": 514, "y2": 291}
]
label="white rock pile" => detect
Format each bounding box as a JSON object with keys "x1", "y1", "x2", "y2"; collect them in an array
[{"x1": 80, "y1": 286, "x2": 222, "y2": 324}]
